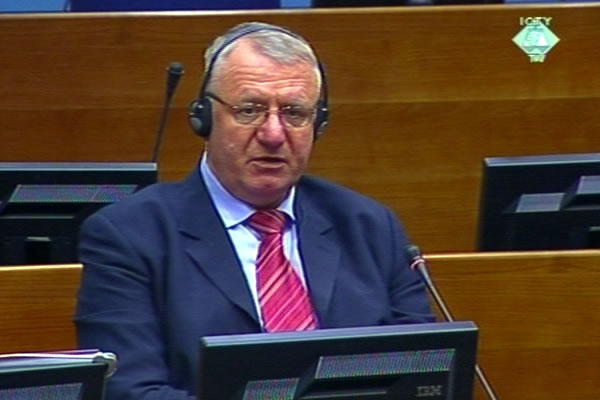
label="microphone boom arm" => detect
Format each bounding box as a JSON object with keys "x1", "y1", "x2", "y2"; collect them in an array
[
  {"x1": 407, "y1": 245, "x2": 500, "y2": 400},
  {"x1": 152, "y1": 62, "x2": 184, "y2": 165}
]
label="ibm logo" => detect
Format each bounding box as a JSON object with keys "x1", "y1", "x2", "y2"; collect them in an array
[{"x1": 416, "y1": 385, "x2": 443, "y2": 397}]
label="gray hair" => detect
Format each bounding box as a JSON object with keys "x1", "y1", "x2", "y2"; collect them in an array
[{"x1": 203, "y1": 22, "x2": 322, "y2": 93}]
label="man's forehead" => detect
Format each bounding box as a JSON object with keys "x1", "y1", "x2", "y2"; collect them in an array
[
  {"x1": 213, "y1": 37, "x2": 320, "y2": 101},
  {"x1": 222, "y1": 45, "x2": 316, "y2": 81}
]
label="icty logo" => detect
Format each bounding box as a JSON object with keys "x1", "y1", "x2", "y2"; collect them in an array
[{"x1": 513, "y1": 17, "x2": 560, "y2": 63}]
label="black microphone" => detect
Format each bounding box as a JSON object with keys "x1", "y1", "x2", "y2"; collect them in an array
[
  {"x1": 406, "y1": 244, "x2": 455, "y2": 321},
  {"x1": 406, "y1": 244, "x2": 500, "y2": 400},
  {"x1": 151, "y1": 62, "x2": 184, "y2": 164}
]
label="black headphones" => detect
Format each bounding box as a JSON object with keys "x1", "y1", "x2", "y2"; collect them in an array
[{"x1": 188, "y1": 23, "x2": 329, "y2": 140}]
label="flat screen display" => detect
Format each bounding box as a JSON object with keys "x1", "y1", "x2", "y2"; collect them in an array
[{"x1": 198, "y1": 321, "x2": 478, "y2": 400}]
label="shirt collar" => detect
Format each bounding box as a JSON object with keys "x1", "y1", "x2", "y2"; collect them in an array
[{"x1": 199, "y1": 152, "x2": 296, "y2": 229}]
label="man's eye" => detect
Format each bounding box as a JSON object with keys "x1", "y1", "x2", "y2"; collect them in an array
[
  {"x1": 237, "y1": 105, "x2": 259, "y2": 116},
  {"x1": 283, "y1": 106, "x2": 309, "y2": 119}
]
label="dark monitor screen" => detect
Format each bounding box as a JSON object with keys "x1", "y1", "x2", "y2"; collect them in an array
[
  {"x1": 312, "y1": 0, "x2": 500, "y2": 7},
  {"x1": 477, "y1": 153, "x2": 600, "y2": 251},
  {"x1": 198, "y1": 321, "x2": 478, "y2": 400},
  {"x1": 0, "y1": 162, "x2": 157, "y2": 265},
  {"x1": 67, "y1": 0, "x2": 280, "y2": 11},
  {"x1": 0, "y1": 361, "x2": 108, "y2": 400}
]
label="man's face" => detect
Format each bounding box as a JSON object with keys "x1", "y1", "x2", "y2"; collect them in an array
[{"x1": 205, "y1": 39, "x2": 319, "y2": 209}]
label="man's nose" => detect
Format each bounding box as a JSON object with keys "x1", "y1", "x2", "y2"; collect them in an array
[{"x1": 257, "y1": 111, "x2": 286, "y2": 146}]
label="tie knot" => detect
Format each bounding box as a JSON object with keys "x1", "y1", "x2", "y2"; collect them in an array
[{"x1": 248, "y1": 210, "x2": 287, "y2": 236}]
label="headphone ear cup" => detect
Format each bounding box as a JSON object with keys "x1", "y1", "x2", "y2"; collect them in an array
[
  {"x1": 188, "y1": 97, "x2": 212, "y2": 138},
  {"x1": 313, "y1": 102, "x2": 329, "y2": 140}
]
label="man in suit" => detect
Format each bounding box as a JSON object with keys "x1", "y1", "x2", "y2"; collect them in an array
[{"x1": 75, "y1": 22, "x2": 434, "y2": 400}]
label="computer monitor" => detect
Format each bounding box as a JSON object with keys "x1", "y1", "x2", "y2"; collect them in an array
[
  {"x1": 67, "y1": 0, "x2": 280, "y2": 11},
  {"x1": 0, "y1": 162, "x2": 157, "y2": 265},
  {"x1": 477, "y1": 153, "x2": 600, "y2": 251},
  {"x1": 0, "y1": 361, "x2": 108, "y2": 400},
  {"x1": 312, "y1": 0, "x2": 500, "y2": 7},
  {"x1": 198, "y1": 321, "x2": 478, "y2": 400}
]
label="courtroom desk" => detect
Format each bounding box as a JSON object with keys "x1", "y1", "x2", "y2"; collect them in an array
[
  {"x1": 425, "y1": 250, "x2": 600, "y2": 400},
  {"x1": 0, "y1": 264, "x2": 80, "y2": 354},
  {"x1": 2, "y1": 5, "x2": 600, "y2": 252},
  {"x1": 1, "y1": 250, "x2": 598, "y2": 399}
]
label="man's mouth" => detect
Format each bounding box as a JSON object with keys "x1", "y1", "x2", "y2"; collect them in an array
[{"x1": 251, "y1": 156, "x2": 287, "y2": 166}]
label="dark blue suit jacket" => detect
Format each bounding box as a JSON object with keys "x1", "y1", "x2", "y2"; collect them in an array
[{"x1": 75, "y1": 170, "x2": 434, "y2": 400}]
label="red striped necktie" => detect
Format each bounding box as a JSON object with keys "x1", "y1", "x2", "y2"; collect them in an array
[{"x1": 248, "y1": 210, "x2": 318, "y2": 332}]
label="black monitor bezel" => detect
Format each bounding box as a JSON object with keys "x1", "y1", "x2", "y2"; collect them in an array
[
  {"x1": 0, "y1": 362, "x2": 108, "y2": 400},
  {"x1": 477, "y1": 153, "x2": 600, "y2": 251},
  {"x1": 198, "y1": 321, "x2": 478, "y2": 400},
  {"x1": 0, "y1": 161, "x2": 157, "y2": 265}
]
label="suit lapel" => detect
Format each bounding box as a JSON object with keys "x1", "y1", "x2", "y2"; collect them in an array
[
  {"x1": 176, "y1": 171, "x2": 259, "y2": 325},
  {"x1": 172, "y1": 172, "x2": 342, "y2": 328},
  {"x1": 296, "y1": 188, "x2": 341, "y2": 324}
]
